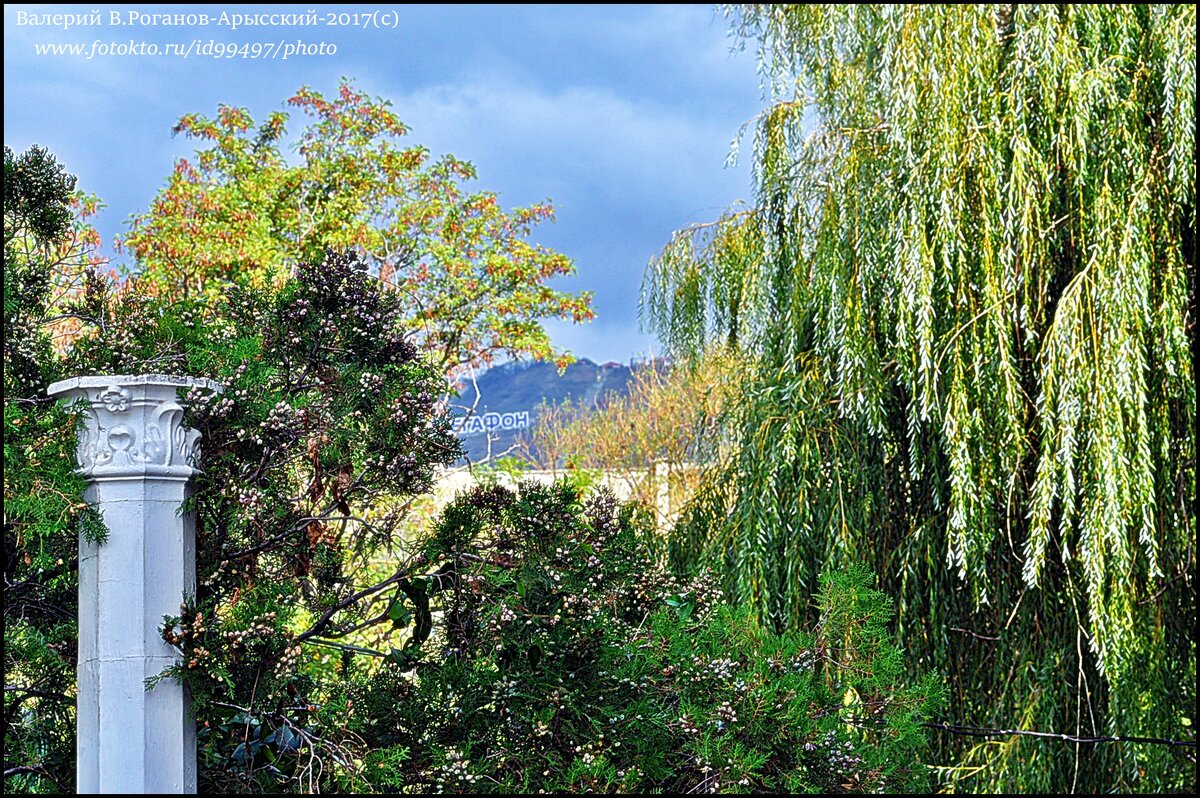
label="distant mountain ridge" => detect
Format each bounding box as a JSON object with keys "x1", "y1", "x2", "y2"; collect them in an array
[{"x1": 448, "y1": 357, "x2": 642, "y2": 462}]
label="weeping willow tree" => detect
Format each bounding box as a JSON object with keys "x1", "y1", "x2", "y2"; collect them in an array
[{"x1": 645, "y1": 5, "x2": 1195, "y2": 792}]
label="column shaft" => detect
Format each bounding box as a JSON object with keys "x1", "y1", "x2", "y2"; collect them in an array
[{"x1": 49, "y1": 374, "x2": 218, "y2": 795}]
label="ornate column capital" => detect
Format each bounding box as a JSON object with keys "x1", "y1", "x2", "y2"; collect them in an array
[{"x1": 47, "y1": 374, "x2": 223, "y2": 482}]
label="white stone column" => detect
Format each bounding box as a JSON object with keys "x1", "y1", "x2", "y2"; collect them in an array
[{"x1": 48, "y1": 374, "x2": 221, "y2": 795}]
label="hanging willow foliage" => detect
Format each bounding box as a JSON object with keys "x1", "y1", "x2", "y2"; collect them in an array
[{"x1": 644, "y1": 5, "x2": 1195, "y2": 792}]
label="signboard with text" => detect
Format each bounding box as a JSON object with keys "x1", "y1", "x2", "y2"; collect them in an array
[{"x1": 452, "y1": 410, "x2": 530, "y2": 436}]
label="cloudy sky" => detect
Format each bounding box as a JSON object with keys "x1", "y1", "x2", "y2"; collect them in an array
[{"x1": 3, "y1": 4, "x2": 763, "y2": 363}]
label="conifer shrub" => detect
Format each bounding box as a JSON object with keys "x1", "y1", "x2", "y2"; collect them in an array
[{"x1": 337, "y1": 481, "x2": 944, "y2": 793}]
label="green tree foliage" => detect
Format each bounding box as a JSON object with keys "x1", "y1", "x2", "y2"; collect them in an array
[
  {"x1": 4, "y1": 146, "x2": 940, "y2": 794},
  {"x1": 337, "y1": 481, "x2": 942, "y2": 793},
  {"x1": 3, "y1": 145, "x2": 104, "y2": 794},
  {"x1": 643, "y1": 5, "x2": 1195, "y2": 791},
  {"x1": 120, "y1": 81, "x2": 594, "y2": 375}
]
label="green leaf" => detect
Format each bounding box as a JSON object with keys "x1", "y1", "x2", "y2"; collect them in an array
[{"x1": 388, "y1": 602, "x2": 412, "y2": 628}]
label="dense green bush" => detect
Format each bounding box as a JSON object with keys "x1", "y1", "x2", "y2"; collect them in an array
[
  {"x1": 337, "y1": 481, "x2": 944, "y2": 793},
  {"x1": 4, "y1": 144, "x2": 104, "y2": 793}
]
